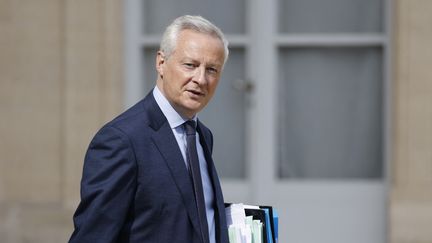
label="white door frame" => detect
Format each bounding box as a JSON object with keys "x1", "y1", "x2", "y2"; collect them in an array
[{"x1": 123, "y1": 0, "x2": 392, "y2": 242}]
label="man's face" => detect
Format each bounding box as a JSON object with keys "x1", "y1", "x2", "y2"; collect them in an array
[{"x1": 156, "y1": 29, "x2": 225, "y2": 119}]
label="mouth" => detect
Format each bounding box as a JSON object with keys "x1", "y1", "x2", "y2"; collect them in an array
[{"x1": 186, "y1": 89, "x2": 205, "y2": 97}]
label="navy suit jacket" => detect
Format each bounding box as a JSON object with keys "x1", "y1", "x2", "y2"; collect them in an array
[{"x1": 70, "y1": 92, "x2": 229, "y2": 243}]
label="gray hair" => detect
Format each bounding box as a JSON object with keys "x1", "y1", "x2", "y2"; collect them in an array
[{"x1": 160, "y1": 15, "x2": 229, "y2": 64}]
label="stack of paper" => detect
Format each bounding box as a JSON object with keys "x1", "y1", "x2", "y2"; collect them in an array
[{"x1": 225, "y1": 203, "x2": 278, "y2": 243}]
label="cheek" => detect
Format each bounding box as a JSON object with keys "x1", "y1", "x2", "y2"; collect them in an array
[
  {"x1": 172, "y1": 70, "x2": 191, "y2": 86},
  {"x1": 166, "y1": 72, "x2": 185, "y2": 89},
  {"x1": 208, "y1": 79, "x2": 219, "y2": 93}
]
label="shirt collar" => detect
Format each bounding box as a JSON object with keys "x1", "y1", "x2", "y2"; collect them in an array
[{"x1": 153, "y1": 86, "x2": 197, "y2": 129}]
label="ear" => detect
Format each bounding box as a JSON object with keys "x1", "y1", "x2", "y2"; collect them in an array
[{"x1": 156, "y1": 51, "x2": 165, "y2": 78}]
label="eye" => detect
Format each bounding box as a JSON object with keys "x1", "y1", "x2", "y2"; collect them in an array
[
  {"x1": 183, "y1": 63, "x2": 195, "y2": 69},
  {"x1": 207, "y1": 67, "x2": 218, "y2": 74}
]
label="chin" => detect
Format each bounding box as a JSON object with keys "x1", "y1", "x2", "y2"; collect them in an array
[
  {"x1": 185, "y1": 107, "x2": 202, "y2": 114},
  {"x1": 184, "y1": 100, "x2": 205, "y2": 110},
  {"x1": 186, "y1": 106, "x2": 204, "y2": 116}
]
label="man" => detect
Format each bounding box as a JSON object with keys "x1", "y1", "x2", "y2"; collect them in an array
[{"x1": 69, "y1": 15, "x2": 229, "y2": 243}]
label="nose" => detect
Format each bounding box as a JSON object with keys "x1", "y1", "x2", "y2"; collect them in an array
[{"x1": 193, "y1": 66, "x2": 206, "y2": 84}]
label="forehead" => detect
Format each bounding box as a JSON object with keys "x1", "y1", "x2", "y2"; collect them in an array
[{"x1": 173, "y1": 29, "x2": 225, "y2": 63}]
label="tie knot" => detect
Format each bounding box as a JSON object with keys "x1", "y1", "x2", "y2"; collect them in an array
[{"x1": 184, "y1": 120, "x2": 196, "y2": 136}]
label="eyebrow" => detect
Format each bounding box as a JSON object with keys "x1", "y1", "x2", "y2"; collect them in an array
[{"x1": 180, "y1": 58, "x2": 222, "y2": 68}]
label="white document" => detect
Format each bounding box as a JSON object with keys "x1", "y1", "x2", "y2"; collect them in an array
[
  {"x1": 226, "y1": 203, "x2": 247, "y2": 227},
  {"x1": 226, "y1": 203, "x2": 261, "y2": 243}
]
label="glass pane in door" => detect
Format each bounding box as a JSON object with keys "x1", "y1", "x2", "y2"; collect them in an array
[
  {"x1": 278, "y1": 47, "x2": 383, "y2": 179},
  {"x1": 143, "y1": 0, "x2": 246, "y2": 34},
  {"x1": 278, "y1": 0, "x2": 383, "y2": 33},
  {"x1": 200, "y1": 48, "x2": 247, "y2": 178}
]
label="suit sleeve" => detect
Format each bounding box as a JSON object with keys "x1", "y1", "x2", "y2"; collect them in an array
[{"x1": 70, "y1": 125, "x2": 137, "y2": 243}]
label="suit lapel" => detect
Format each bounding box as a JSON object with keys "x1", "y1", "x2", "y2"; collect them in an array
[
  {"x1": 144, "y1": 92, "x2": 228, "y2": 242},
  {"x1": 145, "y1": 94, "x2": 201, "y2": 237},
  {"x1": 197, "y1": 122, "x2": 229, "y2": 243}
]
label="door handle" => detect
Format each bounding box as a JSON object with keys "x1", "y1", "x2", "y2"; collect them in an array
[{"x1": 232, "y1": 78, "x2": 254, "y2": 93}]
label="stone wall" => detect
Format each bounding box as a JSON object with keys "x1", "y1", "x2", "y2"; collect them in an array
[
  {"x1": 390, "y1": 0, "x2": 432, "y2": 242},
  {"x1": 0, "y1": 0, "x2": 123, "y2": 241}
]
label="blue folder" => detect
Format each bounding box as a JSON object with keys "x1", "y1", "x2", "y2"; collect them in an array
[{"x1": 262, "y1": 208, "x2": 273, "y2": 243}]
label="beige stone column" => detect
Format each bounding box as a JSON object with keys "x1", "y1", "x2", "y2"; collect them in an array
[
  {"x1": 0, "y1": 0, "x2": 123, "y2": 242},
  {"x1": 0, "y1": 0, "x2": 62, "y2": 205},
  {"x1": 391, "y1": 0, "x2": 432, "y2": 242},
  {"x1": 62, "y1": 0, "x2": 123, "y2": 209},
  {"x1": 0, "y1": 1, "x2": 67, "y2": 241}
]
